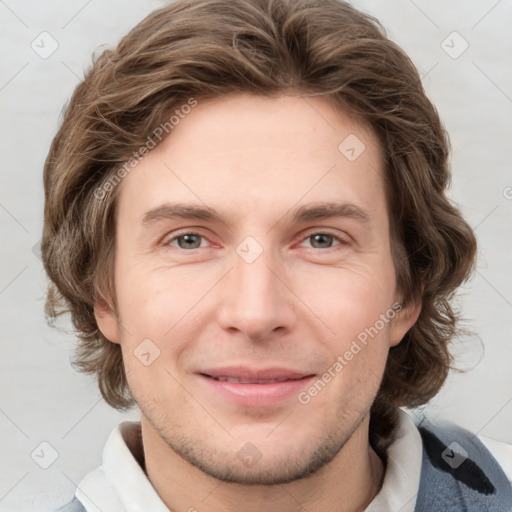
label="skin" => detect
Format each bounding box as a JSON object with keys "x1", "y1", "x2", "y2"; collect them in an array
[{"x1": 95, "y1": 94, "x2": 421, "y2": 512}]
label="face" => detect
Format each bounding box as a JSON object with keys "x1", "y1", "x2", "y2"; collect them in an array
[{"x1": 95, "y1": 94, "x2": 419, "y2": 485}]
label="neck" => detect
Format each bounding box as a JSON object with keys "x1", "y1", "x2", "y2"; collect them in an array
[{"x1": 141, "y1": 414, "x2": 385, "y2": 512}]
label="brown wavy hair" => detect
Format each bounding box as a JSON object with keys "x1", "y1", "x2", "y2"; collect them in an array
[{"x1": 42, "y1": 0, "x2": 477, "y2": 456}]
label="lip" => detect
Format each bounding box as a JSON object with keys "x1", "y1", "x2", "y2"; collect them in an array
[
  {"x1": 201, "y1": 366, "x2": 311, "y2": 381},
  {"x1": 197, "y1": 366, "x2": 316, "y2": 407}
]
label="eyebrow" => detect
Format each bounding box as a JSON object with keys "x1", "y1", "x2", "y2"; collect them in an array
[{"x1": 141, "y1": 201, "x2": 371, "y2": 228}]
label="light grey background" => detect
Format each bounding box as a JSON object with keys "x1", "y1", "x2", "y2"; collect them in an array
[{"x1": 1, "y1": 1, "x2": 511, "y2": 510}]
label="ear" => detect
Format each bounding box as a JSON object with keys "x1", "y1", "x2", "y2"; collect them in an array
[
  {"x1": 389, "y1": 300, "x2": 421, "y2": 347},
  {"x1": 94, "y1": 298, "x2": 120, "y2": 344}
]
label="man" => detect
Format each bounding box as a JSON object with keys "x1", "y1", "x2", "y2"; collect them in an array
[{"x1": 41, "y1": 0, "x2": 512, "y2": 510}]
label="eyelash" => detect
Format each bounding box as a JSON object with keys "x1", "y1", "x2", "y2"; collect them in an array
[{"x1": 163, "y1": 229, "x2": 350, "y2": 252}]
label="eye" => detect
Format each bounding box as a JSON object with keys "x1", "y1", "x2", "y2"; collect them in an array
[
  {"x1": 166, "y1": 232, "x2": 208, "y2": 250},
  {"x1": 163, "y1": 230, "x2": 349, "y2": 252},
  {"x1": 298, "y1": 232, "x2": 348, "y2": 250}
]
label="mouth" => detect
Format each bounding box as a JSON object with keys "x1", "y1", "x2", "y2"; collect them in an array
[
  {"x1": 202, "y1": 375, "x2": 307, "y2": 384},
  {"x1": 197, "y1": 367, "x2": 316, "y2": 407},
  {"x1": 200, "y1": 366, "x2": 313, "y2": 381}
]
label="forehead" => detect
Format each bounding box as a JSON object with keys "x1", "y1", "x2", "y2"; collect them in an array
[{"x1": 116, "y1": 94, "x2": 387, "y2": 229}]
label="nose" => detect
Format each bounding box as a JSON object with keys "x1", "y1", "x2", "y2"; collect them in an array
[{"x1": 216, "y1": 241, "x2": 298, "y2": 342}]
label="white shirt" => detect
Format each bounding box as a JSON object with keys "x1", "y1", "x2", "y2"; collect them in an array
[{"x1": 73, "y1": 409, "x2": 512, "y2": 512}]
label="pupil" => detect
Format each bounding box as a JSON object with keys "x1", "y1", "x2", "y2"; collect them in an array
[
  {"x1": 312, "y1": 234, "x2": 332, "y2": 248},
  {"x1": 180, "y1": 234, "x2": 200, "y2": 249}
]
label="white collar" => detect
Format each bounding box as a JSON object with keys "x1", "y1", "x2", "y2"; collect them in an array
[
  {"x1": 75, "y1": 421, "x2": 168, "y2": 511},
  {"x1": 75, "y1": 409, "x2": 423, "y2": 512},
  {"x1": 364, "y1": 408, "x2": 423, "y2": 511}
]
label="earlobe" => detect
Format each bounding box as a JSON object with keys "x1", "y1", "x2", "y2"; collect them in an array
[
  {"x1": 94, "y1": 299, "x2": 120, "y2": 344},
  {"x1": 389, "y1": 300, "x2": 421, "y2": 347}
]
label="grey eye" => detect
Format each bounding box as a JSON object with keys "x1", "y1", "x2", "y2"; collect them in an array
[
  {"x1": 309, "y1": 234, "x2": 335, "y2": 249},
  {"x1": 176, "y1": 234, "x2": 203, "y2": 249}
]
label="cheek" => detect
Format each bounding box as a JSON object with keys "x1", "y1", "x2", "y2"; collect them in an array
[
  {"x1": 115, "y1": 263, "x2": 215, "y2": 373},
  {"x1": 297, "y1": 261, "x2": 396, "y2": 336},
  {"x1": 115, "y1": 262, "x2": 184, "y2": 333},
  {"x1": 117, "y1": 272, "x2": 187, "y2": 399}
]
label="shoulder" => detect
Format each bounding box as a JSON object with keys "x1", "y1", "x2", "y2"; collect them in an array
[{"x1": 413, "y1": 417, "x2": 512, "y2": 511}]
